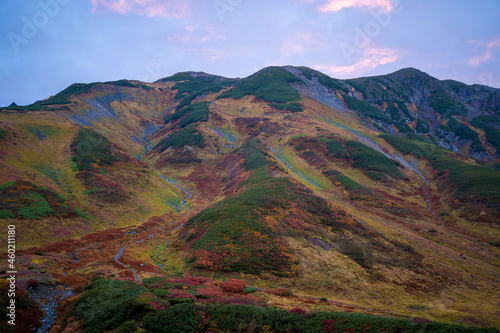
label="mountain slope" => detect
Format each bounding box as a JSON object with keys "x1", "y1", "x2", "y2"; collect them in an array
[{"x1": 0, "y1": 67, "x2": 499, "y2": 331}]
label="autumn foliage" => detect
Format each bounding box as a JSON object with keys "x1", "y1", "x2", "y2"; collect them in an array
[{"x1": 221, "y1": 279, "x2": 246, "y2": 293}]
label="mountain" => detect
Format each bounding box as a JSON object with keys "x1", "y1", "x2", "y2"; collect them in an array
[{"x1": 0, "y1": 66, "x2": 499, "y2": 332}]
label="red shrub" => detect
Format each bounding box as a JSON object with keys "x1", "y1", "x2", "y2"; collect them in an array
[
  {"x1": 202, "y1": 280, "x2": 221, "y2": 288},
  {"x1": 198, "y1": 295, "x2": 261, "y2": 305},
  {"x1": 26, "y1": 278, "x2": 40, "y2": 288},
  {"x1": 265, "y1": 287, "x2": 293, "y2": 297},
  {"x1": 150, "y1": 301, "x2": 166, "y2": 310},
  {"x1": 289, "y1": 307, "x2": 307, "y2": 314},
  {"x1": 221, "y1": 279, "x2": 246, "y2": 292},
  {"x1": 195, "y1": 287, "x2": 223, "y2": 299},
  {"x1": 322, "y1": 319, "x2": 340, "y2": 333},
  {"x1": 165, "y1": 290, "x2": 197, "y2": 299},
  {"x1": 154, "y1": 275, "x2": 213, "y2": 288}
]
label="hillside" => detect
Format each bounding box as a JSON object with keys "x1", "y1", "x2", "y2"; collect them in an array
[{"x1": 0, "y1": 66, "x2": 499, "y2": 332}]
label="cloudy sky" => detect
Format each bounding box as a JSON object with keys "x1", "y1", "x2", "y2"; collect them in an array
[{"x1": 1, "y1": 0, "x2": 499, "y2": 106}]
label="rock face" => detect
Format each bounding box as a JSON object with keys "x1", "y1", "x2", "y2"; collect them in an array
[{"x1": 285, "y1": 67, "x2": 500, "y2": 160}]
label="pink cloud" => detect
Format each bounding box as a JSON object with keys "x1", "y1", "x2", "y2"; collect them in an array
[
  {"x1": 90, "y1": 0, "x2": 190, "y2": 18},
  {"x1": 167, "y1": 25, "x2": 226, "y2": 45},
  {"x1": 314, "y1": 46, "x2": 399, "y2": 77},
  {"x1": 298, "y1": 0, "x2": 394, "y2": 12},
  {"x1": 468, "y1": 39, "x2": 500, "y2": 67},
  {"x1": 281, "y1": 32, "x2": 322, "y2": 57}
]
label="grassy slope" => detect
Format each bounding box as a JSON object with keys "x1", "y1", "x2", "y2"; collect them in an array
[{"x1": 0, "y1": 94, "x2": 183, "y2": 246}]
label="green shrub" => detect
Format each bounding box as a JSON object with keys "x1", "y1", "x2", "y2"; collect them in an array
[
  {"x1": 143, "y1": 303, "x2": 200, "y2": 333},
  {"x1": 323, "y1": 139, "x2": 346, "y2": 157},
  {"x1": 243, "y1": 287, "x2": 259, "y2": 293},
  {"x1": 114, "y1": 320, "x2": 138, "y2": 333},
  {"x1": 152, "y1": 288, "x2": 170, "y2": 298},
  {"x1": 438, "y1": 118, "x2": 484, "y2": 153},
  {"x1": 470, "y1": 115, "x2": 500, "y2": 151},
  {"x1": 154, "y1": 123, "x2": 204, "y2": 151},
  {"x1": 345, "y1": 140, "x2": 403, "y2": 177},
  {"x1": 0, "y1": 210, "x2": 16, "y2": 219},
  {"x1": 72, "y1": 279, "x2": 152, "y2": 333},
  {"x1": 407, "y1": 133, "x2": 434, "y2": 144},
  {"x1": 71, "y1": 128, "x2": 122, "y2": 171},
  {"x1": 40, "y1": 83, "x2": 98, "y2": 105},
  {"x1": 164, "y1": 101, "x2": 209, "y2": 128},
  {"x1": 339, "y1": 238, "x2": 373, "y2": 268},
  {"x1": 169, "y1": 75, "x2": 233, "y2": 99},
  {"x1": 0, "y1": 181, "x2": 15, "y2": 190},
  {"x1": 335, "y1": 175, "x2": 363, "y2": 191},
  {"x1": 0, "y1": 128, "x2": 7, "y2": 142},
  {"x1": 158, "y1": 73, "x2": 234, "y2": 110},
  {"x1": 0, "y1": 181, "x2": 83, "y2": 219},
  {"x1": 366, "y1": 171, "x2": 387, "y2": 181},
  {"x1": 343, "y1": 95, "x2": 390, "y2": 122},
  {"x1": 143, "y1": 276, "x2": 168, "y2": 287},
  {"x1": 380, "y1": 134, "x2": 500, "y2": 205},
  {"x1": 218, "y1": 67, "x2": 302, "y2": 104},
  {"x1": 238, "y1": 139, "x2": 268, "y2": 171},
  {"x1": 428, "y1": 89, "x2": 467, "y2": 118},
  {"x1": 415, "y1": 119, "x2": 429, "y2": 133},
  {"x1": 322, "y1": 170, "x2": 341, "y2": 177},
  {"x1": 299, "y1": 67, "x2": 347, "y2": 92},
  {"x1": 105, "y1": 79, "x2": 153, "y2": 90},
  {"x1": 199, "y1": 303, "x2": 500, "y2": 333}
]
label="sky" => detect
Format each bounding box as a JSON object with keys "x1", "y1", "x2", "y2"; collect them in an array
[{"x1": 1, "y1": 0, "x2": 499, "y2": 107}]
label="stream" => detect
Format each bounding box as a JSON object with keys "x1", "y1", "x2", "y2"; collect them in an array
[
  {"x1": 29, "y1": 285, "x2": 72, "y2": 333},
  {"x1": 114, "y1": 245, "x2": 141, "y2": 284},
  {"x1": 136, "y1": 123, "x2": 159, "y2": 161},
  {"x1": 158, "y1": 174, "x2": 192, "y2": 212},
  {"x1": 265, "y1": 142, "x2": 324, "y2": 189}
]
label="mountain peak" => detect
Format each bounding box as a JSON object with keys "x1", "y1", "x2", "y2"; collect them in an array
[
  {"x1": 389, "y1": 67, "x2": 430, "y2": 79},
  {"x1": 155, "y1": 71, "x2": 229, "y2": 83}
]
